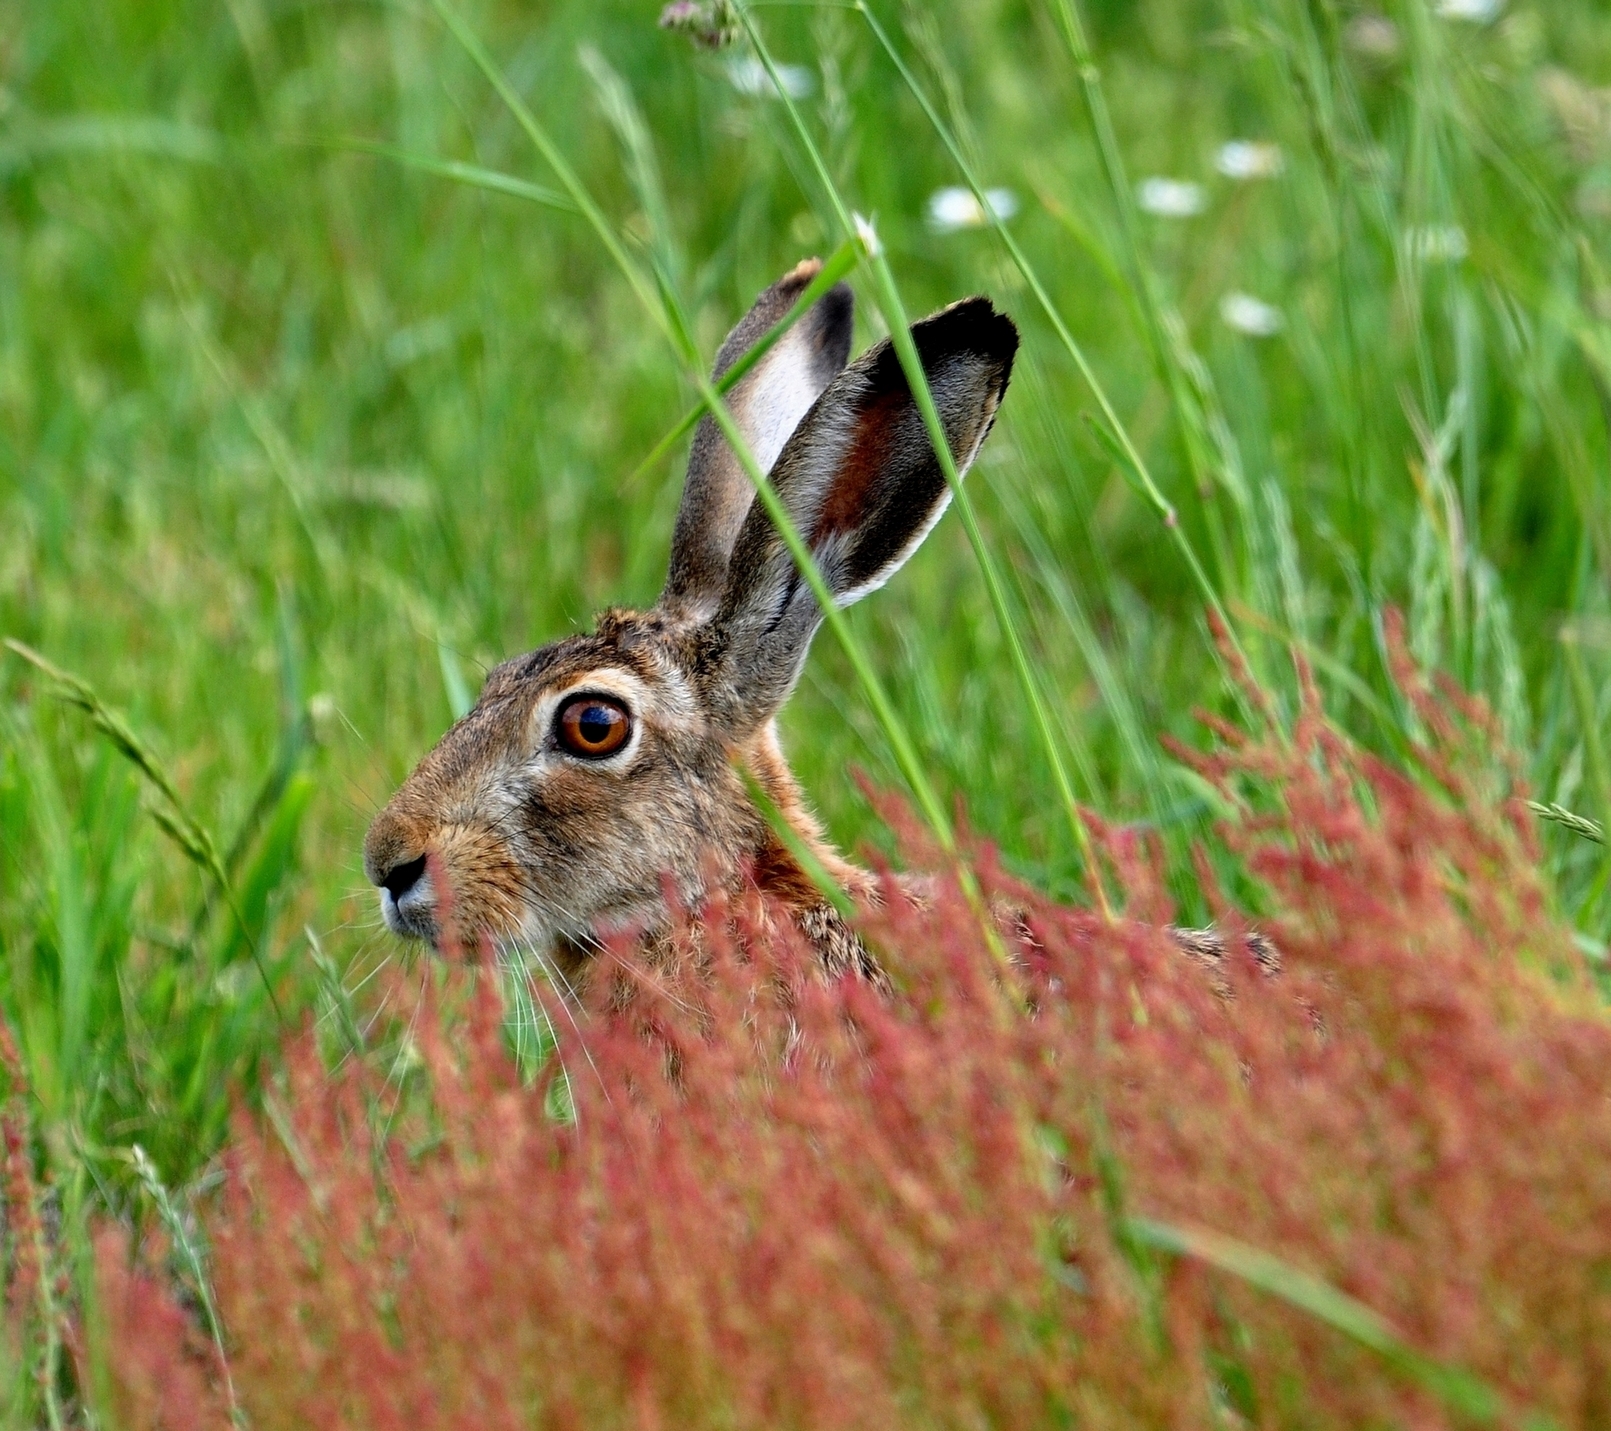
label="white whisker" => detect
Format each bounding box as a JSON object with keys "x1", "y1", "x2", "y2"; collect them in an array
[
  {"x1": 507, "y1": 933, "x2": 610, "y2": 1112},
  {"x1": 601, "y1": 942, "x2": 702, "y2": 1018},
  {"x1": 376, "y1": 964, "x2": 431, "y2": 1145}
]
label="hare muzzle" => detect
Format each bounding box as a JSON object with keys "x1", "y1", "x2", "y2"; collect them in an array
[{"x1": 364, "y1": 791, "x2": 533, "y2": 951}]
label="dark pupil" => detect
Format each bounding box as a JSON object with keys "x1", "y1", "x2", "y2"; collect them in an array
[{"x1": 578, "y1": 706, "x2": 616, "y2": 745}]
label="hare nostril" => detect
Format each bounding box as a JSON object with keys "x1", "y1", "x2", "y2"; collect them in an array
[{"x1": 382, "y1": 853, "x2": 429, "y2": 901}]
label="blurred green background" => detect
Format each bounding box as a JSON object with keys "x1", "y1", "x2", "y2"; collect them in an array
[{"x1": 3, "y1": 0, "x2": 1611, "y2": 1193}]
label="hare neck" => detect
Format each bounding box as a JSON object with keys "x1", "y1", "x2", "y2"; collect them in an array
[{"x1": 738, "y1": 720, "x2": 878, "y2": 911}]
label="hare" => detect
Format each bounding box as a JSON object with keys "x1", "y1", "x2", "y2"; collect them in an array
[
  {"x1": 364, "y1": 259, "x2": 1269, "y2": 988},
  {"x1": 364, "y1": 259, "x2": 1013, "y2": 986}
]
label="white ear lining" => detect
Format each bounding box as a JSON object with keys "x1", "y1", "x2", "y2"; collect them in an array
[
  {"x1": 804, "y1": 400, "x2": 864, "y2": 524},
  {"x1": 730, "y1": 366, "x2": 999, "y2": 617},
  {"x1": 738, "y1": 330, "x2": 837, "y2": 476},
  {"x1": 660, "y1": 269, "x2": 855, "y2": 620}
]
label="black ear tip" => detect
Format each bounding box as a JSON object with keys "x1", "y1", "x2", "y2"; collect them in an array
[
  {"x1": 820, "y1": 280, "x2": 855, "y2": 324},
  {"x1": 774, "y1": 260, "x2": 854, "y2": 357},
  {"x1": 915, "y1": 295, "x2": 1020, "y2": 379},
  {"x1": 818, "y1": 280, "x2": 857, "y2": 336}
]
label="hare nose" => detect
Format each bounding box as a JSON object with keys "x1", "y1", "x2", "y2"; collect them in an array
[{"x1": 381, "y1": 853, "x2": 428, "y2": 902}]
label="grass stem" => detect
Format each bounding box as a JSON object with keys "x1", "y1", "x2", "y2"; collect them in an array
[
  {"x1": 431, "y1": 0, "x2": 976, "y2": 900},
  {"x1": 741, "y1": 1, "x2": 1115, "y2": 917}
]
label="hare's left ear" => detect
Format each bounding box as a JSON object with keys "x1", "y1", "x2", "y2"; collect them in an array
[{"x1": 699, "y1": 297, "x2": 1018, "y2": 732}]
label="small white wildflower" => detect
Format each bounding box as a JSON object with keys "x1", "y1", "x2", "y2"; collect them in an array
[
  {"x1": 725, "y1": 55, "x2": 814, "y2": 99},
  {"x1": 1345, "y1": 14, "x2": 1401, "y2": 58},
  {"x1": 853, "y1": 212, "x2": 882, "y2": 258},
  {"x1": 1220, "y1": 291, "x2": 1284, "y2": 337},
  {"x1": 309, "y1": 693, "x2": 338, "y2": 731},
  {"x1": 1137, "y1": 177, "x2": 1206, "y2": 217},
  {"x1": 1215, "y1": 141, "x2": 1284, "y2": 181},
  {"x1": 1436, "y1": 0, "x2": 1502, "y2": 20},
  {"x1": 925, "y1": 186, "x2": 1019, "y2": 233},
  {"x1": 1408, "y1": 224, "x2": 1470, "y2": 263}
]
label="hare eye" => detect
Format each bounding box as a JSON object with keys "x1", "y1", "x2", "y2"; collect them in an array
[{"x1": 556, "y1": 695, "x2": 632, "y2": 758}]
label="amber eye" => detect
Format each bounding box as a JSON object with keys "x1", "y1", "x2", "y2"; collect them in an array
[{"x1": 555, "y1": 694, "x2": 632, "y2": 759}]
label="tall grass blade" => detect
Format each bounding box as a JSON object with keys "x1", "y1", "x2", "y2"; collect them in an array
[
  {"x1": 1125, "y1": 1215, "x2": 1527, "y2": 1425},
  {"x1": 736, "y1": 761, "x2": 854, "y2": 919},
  {"x1": 736, "y1": 4, "x2": 1113, "y2": 914},
  {"x1": 865, "y1": 243, "x2": 1113, "y2": 916},
  {"x1": 4, "y1": 641, "x2": 283, "y2": 1020},
  {"x1": 849, "y1": 2, "x2": 1249, "y2": 677},
  {"x1": 318, "y1": 136, "x2": 578, "y2": 212},
  {"x1": 127, "y1": 1143, "x2": 241, "y2": 1425},
  {"x1": 430, "y1": 0, "x2": 965, "y2": 870}
]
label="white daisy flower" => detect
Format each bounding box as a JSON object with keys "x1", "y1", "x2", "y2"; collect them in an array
[
  {"x1": 853, "y1": 212, "x2": 882, "y2": 257},
  {"x1": 1408, "y1": 225, "x2": 1469, "y2": 262},
  {"x1": 925, "y1": 186, "x2": 1019, "y2": 233},
  {"x1": 1215, "y1": 141, "x2": 1284, "y2": 181},
  {"x1": 1137, "y1": 177, "x2": 1207, "y2": 217},
  {"x1": 1346, "y1": 14, "x2": 1402, "y2": 57},
  {"x1": 1220, "y1": 292, "x2": 1284, "y2": 337},
  {"x1": 1436, "y1": 0, "x2": 1502, "y2": 20},
  {"x1": 725, "y1": 55, "x2": 814, "y2": 99}
]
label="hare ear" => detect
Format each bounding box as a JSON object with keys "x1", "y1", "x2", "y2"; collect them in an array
[
  {"x1": 660, "y1": 260, "x2": 855, "y2": 621},
  {"x1": 700, "y1": 296, "x2": 1018, "y2": 731}
]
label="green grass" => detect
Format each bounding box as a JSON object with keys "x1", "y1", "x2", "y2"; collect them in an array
[{"x1": 3, "y1": 0, "x2": 1611, "y2": 1365}]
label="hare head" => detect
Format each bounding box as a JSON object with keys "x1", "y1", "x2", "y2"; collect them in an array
[{"x1": 364, "y1": 259, "x2": 1017, "y2": 979}]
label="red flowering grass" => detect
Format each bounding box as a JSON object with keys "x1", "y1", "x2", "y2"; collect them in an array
[
  {"x1": 0, "y1": 1019, "x2": 83, "y2": 1425},
  {"x1": 92, "y1": 644, "x2": 1611, "y2": 1429}
]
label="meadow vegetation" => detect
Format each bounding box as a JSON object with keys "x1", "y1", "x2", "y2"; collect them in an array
[
  {"x1": 89, "y1": 651, "x2": 1611, "y2": 1428},
  {"x1": 3, "y1": 0, "x2": 1611, "y2": 1421}
]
